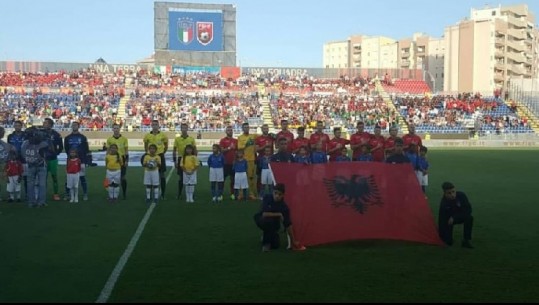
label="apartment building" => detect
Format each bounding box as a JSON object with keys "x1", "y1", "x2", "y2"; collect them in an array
[
  {"x1": 324, "y1": 34, "x2": 439, "y2": 79},
  {"x1": 398, "y1": 33, "x2": 430, "y2": 70},
  {"x1": 427, "y1": 37, "x2": 445, "y2": 93},
  {"x1": 324, "y1": 35, "x2": 397, "y2": 69},
  {"x1": 358, "y1": 36, "x2": 397, "y2": 69},
  {"x1": 444, "y1": 4, "x2": 539, "y2": 94},
  {"x1": 323, "y1": 40, "x2": 350, "y2": 69}
]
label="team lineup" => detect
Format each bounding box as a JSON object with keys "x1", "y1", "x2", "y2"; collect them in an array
[
  {"x1": 0, "y1": 119, "x2": 429, "y2": 206},
  {"x1": 0, "y1": 118, "x2": 475, "y2": 251}
]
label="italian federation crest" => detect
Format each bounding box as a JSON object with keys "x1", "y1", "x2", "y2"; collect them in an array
[
  {"x1": 197, "y1": 22, "x2": 214, "y2": 45},
  {"x1": 178, "y1": 18, "x2": 194, "y2": 45}
]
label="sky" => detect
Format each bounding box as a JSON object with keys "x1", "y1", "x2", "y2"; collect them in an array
[{"x1": 0, "y1": 0, "x2": 537, "y2": 67}]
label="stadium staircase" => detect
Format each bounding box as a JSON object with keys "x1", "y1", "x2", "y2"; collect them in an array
[
  {"x1": 116, "y1": 96, "x2": 129, "y2": 121},
  {"x1": 257, "y1": 83, "x2": 276, "y2": 128},
  {"x1": 505, "y1": 99, "x2": 539, "y2": 133},
  {"x1": 116, "y1": 77, "x2": 134, "y2": 121},
  {"x1": 375, "y1": 80, "x2": 408, "y2": 134},
  {"x1": 260, "y1": 98, "x2": 275, "y2": 128}
]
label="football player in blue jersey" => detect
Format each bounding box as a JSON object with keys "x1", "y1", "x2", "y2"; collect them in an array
[{"x1": 64, "y1": 121, "x2": 91, "y2": 201}]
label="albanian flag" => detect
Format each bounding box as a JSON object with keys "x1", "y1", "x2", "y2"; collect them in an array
[{"x1": 270, "y1": 162, "x2": 444, "y2": 247}]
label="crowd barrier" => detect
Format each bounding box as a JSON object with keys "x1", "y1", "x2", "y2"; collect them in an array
[
  {"x1": 86, "y1": 138, "x2": 539, "y2": 149},
  {"x1": 3, "y1": 129, "x2": 538, "y2": 150}
]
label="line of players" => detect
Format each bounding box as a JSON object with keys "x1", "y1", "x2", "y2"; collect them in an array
[
  {"x1": 0, "y1": 119, "x2": 96, "y2": 206},
  {"x1": 212, "y1": 119, "x2": 430, "y2": 202},
  {"x1": 0, "y1": 118, "x2": 429, "y2": 205},
  {"x1": 121, "y1": 118, "x2": 431, "y2": 204}
]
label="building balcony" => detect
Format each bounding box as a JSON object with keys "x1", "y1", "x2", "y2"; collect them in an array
[
  {"x1": 495, "y1": 61, "x2": 506, "y2": 70},
  {"x1": 510, "y1": 64, "x2": 526, "y2": 75},
  {"x1": 507, "y1": 52, "x2": 527, "y2": 63},
  {"x1": 508, "y1": 28, "x2": 526, "y2": 40},
  {"x1": 401, "y1": 52, "x2": 410, "y2": 58},
  {"x1": 507, "y1": 40, "x2": 525, "y2": 52},
  {"x1": 508, "y1": 15, "x2": 527, "y2": 28},
  {"x1": 495, "y1": 49, "x2": 505, "y2": 58},
  {"x1": 495, "y1": 37, "x2": 505, "y2": 45},
  {"x1": 494, "y1": 73, "x2": 505, "y2": 81},
  {"x1": 400, "y1": 60, "x2": 410, "y2": 67}
]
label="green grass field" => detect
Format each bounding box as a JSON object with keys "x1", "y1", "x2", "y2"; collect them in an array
[{"x1": 0, "y1": 150, "x2": 538, "y2": 302}]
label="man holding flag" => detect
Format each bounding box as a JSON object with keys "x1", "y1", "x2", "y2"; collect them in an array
[{"x1": 254, "y1": 183, "x2": 306, "y2": 252}]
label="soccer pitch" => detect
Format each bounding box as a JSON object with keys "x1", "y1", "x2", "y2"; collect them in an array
[{"x1": 0, "y1": 149, "x2": 537, "y2": 302}]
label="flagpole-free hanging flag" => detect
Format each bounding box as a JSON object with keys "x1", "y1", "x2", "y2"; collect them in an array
[{"x1": 270, "y1": 163, "x2": 444, "y2": 247}]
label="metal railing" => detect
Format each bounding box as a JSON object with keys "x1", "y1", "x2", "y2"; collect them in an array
[{"x1": 508, "y1": 78, "x2": 539, "y2": 117}]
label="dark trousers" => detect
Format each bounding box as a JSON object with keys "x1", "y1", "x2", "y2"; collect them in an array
[
  {"x1": 120, "y1": 164, "x2": 127, "y2": 198},
  {"x1": 224, "y1": 164, "x2": 235, "y2": 194},
  {"x1": 176, "y1": 157, "x2": 184, "y2": 197},
  {"x1": 439, "y1": 215, "x2": 474, "y2": 245},
  {"x1": 254, "y1": 212, "x2": 281, "y2": 249}
]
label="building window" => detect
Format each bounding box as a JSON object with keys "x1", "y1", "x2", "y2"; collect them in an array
[{"x1": 492, "y1": 11, "x2": 496, "y2": 16}]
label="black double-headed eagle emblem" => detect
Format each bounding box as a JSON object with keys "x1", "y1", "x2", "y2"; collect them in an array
[{"x1": 323, "y1": 175, "x2": 383, "y2": 214}]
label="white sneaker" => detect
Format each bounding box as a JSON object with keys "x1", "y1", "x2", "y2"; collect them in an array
[
  {"x1": 83, "y1": 194, "x2": 88, "y2": 201},
  {"x1": 69, "y1": 199, "x2": 74, "y2": 203},
  {"x1": 75, "y1": 198, "x2": 79, "y2": 203}
]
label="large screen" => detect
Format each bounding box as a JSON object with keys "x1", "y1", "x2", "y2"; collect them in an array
[{"x1": 168, "y1": 11, "x2": 223, "y2": 51}]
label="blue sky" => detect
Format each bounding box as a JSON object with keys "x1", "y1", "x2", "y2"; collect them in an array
[{"x1": 0, "y1": 0, "x2": 537, "y2": 67}]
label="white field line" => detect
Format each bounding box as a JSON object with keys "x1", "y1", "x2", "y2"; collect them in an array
[{"x1": 95, "y1": 168, "x2": 175, "y2": 303}]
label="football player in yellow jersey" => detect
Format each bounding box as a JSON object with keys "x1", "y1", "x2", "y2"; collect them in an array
[
  {"x1": 172, "y1": 123, "x2": 197, "y2": 200},
  {"x1": 237, "y1": 122, "x2": 258, "y2": 200},
  {"x1": 143, "y1": 120, "x2": 168, "y2": 199},
  {"x1": 142, "y1": 144, "x2": 162, "y2": 204},
  {"x1": 180, "y1": 144, "x2": 199, "y2": 203},
  {"x1": 106, "y1": 124, "x2": 129, "y2": 199},
  {"x1": 105, "y1": 144, "x2": 124, "y2": 202}
]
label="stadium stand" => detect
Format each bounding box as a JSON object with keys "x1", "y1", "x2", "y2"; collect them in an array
[
  {"x1": 382, "y1": 79, "x2": 431, "y2": 95},
  {"x1": 0, "y1": 70, "x2": 535, "y2": 135}
]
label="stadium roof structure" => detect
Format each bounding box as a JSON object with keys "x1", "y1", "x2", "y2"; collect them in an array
[{"x1": 137, "y1": 54, "x2": 155, "y2": 65}]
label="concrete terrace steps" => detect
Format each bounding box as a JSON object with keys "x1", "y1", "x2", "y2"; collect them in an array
[
  {"x1": 511, "y1": 100, "x2": 539, "y2": 133},
  {"x1": 259, "y1": 98, "x2": 275, "y2": 128},
  {"x1": 116, "y1": 77, "x2": 134, "y2": 120},
  {"x1": 116, "y1": 96, "x2": 129, "y2": 120},
  {"x1": 375, "y1": 80, "x2": 408, "y2": 134}
]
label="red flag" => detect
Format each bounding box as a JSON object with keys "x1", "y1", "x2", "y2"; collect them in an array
[
  {"x1": 270, "y1": 162, "x2": 444, "y2": 247},
  {"x1": 220, "y1": 66, "x2": 241, "y2": 80}
]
